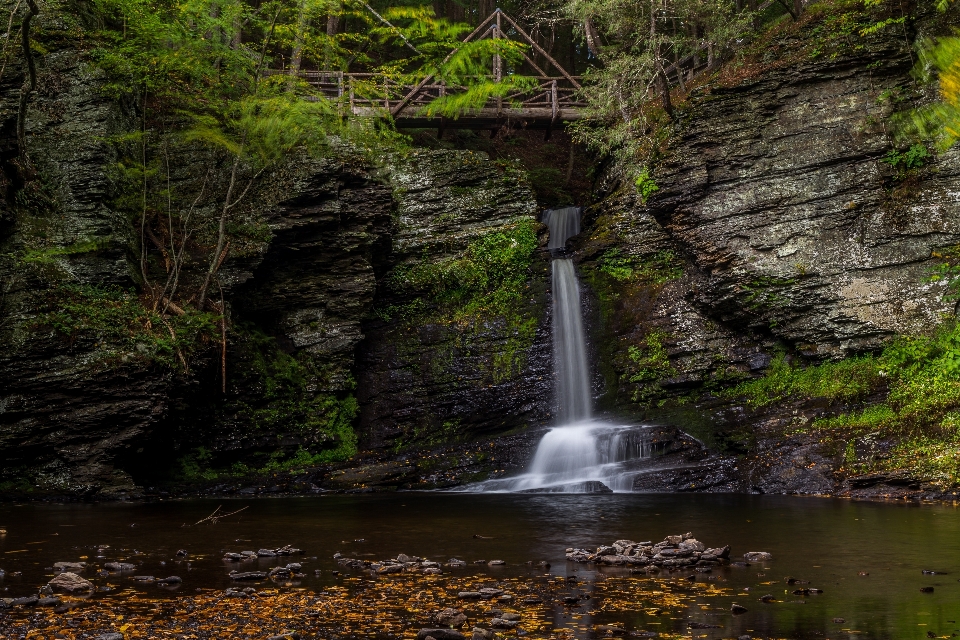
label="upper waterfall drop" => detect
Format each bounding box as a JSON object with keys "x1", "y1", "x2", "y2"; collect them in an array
[{"x1": 543, "y1": 206, "x2": 581, "y2": 251}]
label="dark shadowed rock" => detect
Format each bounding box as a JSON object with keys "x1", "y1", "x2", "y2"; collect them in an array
[
  {"x1": 437, "y1": 608, "x2": 467, "y2": 628},
  {"x1": 416, "y1": 629, "x2": 466, "y2": 640}
]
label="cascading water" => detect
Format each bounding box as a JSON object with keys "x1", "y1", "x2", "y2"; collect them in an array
[
  {"x1": 472, "y1": 207, "x2": 659, "y2": 494},
  {"x1": 552, "y1": 259, "x2": 591, "y2": 424}
]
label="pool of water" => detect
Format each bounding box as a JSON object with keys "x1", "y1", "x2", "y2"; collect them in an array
[{"x1": 1, "y1": 493, "x2": 958, "y2": 639}]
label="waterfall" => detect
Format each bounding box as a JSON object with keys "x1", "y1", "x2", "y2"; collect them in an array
[
  {"x1": 467, "y1": 207, "x2": 657, "y2": 494},
  {"x1": 552, "y1": 259, "x2": 591, "y2": 423},
  {"x1": 543, "y1": 206, "x2": 581, "y2": 250}
]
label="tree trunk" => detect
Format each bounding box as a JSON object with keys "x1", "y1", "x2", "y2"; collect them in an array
[
  {"x1": 774, "y1": 0, "x2": 798, "y2": 20},
  {"x1": 325, "y1": 7, "x2": 340, "y2": 71},
  {"x1": 649, "y1": 0, "x2": 671, "y2": 119},
  {"x1": 584, "y1": 17, "x2": 602, "y2": 58},
  {"x1": 656, "y1": 66, "x2": 673, "y2": 119},
  {"x1": 290, "y1": 0, "x2": 307, "y2": 75}
]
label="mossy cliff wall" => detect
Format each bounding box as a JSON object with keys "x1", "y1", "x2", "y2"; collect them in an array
[
  {"x1": 576, "y1": 4, "x2": 960, "y2": 496},
  {"x1": 0, "y1": 1, "x2": 549, "y2": 496},
  {"x1": 356, "y1": 151, "x2": 551, "y2": 453}
]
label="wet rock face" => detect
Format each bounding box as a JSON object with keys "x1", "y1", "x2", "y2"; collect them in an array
[
  {"x1": 579, "y1": 31, "x2": 960, "y2": 419},
  {"x1": 177, "y1": 160, "x2": 394, "y2": 458},
  {"x1": 648, "y1": 41, "x2": 960, "y2": 357},
  {"x1": 0, "y1": 26, "x2": 163, "y2": 496},
  {"x1": 356, "y1": 150, "x2": 552, "y2": 452},
  {"x1": 234, "y1": 161, "x2": 393, "y2": 390}
]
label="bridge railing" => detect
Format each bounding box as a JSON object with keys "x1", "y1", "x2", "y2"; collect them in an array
[{"x1": 270, "y1": 70, "x2": 586, "y2": 121}]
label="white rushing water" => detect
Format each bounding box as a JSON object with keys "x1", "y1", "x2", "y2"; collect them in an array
[
  {"x1": 543, "y1": 206, "x2": 581, "y2": 250},
  {"x1": 552, "y1": 258, "x2": 591, "y2": 424},
  {"x1": 472, "y1": 207, "x2": 655, "y2": 494}
]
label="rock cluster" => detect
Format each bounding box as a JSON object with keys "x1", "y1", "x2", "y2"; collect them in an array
[
  {"x1": 222, "y1": 545, "x2": 303, "y2": 561},
  {"x1": 565, "y1": 533, "x2": 731, "y2": 569},
  {"x1": 418, "y1": 606, "x2": 524, "y2": 640},
  {"x1": 47, "y1": 572, "x2": 95, "y2": 594},
  {"x1": 334, "y1": 552, "x2": 463, "y2": 575}
]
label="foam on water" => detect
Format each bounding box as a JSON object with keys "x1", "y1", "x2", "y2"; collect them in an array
[{"x1": 476, "y1": 420, "x2": 655, "y2": 493}]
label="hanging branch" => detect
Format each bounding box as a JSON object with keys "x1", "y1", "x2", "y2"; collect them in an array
[{"x1": 197, "y1": 8, "x2": 279, "y2": 310}]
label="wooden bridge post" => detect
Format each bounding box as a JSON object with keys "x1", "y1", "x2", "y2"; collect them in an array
[
  {"x1": 493, "y1": 11, "x2": 503, "y2": 83},
  {"x1": 551, "y1": 80, "x2": 558, "y2": 121},
  {"x1": 545, "y1": 79, "x2": 558, "y2": 141},
  {"x1": 494, "y1": 10, "x2": 502, "y2": 117},
  {"x1": 438, "y1": 82, "x2": 446, "y2": 139}
]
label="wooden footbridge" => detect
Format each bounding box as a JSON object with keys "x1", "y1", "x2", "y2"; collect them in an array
[
  {"x1": 278, "y1": 9, "x2": 586, "y2": 132},
  {"x1": 276, "y1": 5, "x2": 771, "y2": 132}
]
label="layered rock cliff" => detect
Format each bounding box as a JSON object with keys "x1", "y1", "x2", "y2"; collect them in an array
[{"x1": 573, "y1": 4, "x2": 960, "y2": 497}]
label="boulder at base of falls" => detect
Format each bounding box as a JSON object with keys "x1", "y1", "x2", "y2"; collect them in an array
[
  {"x1": 743, "y1": 552, "x2": 772, "y2": 562},
  {"x1": 518, "y1": 481, "x2": 612, "y2": 493},
  {"x1": 48, "y1": 572, "x2": 94, "y2": 593}
]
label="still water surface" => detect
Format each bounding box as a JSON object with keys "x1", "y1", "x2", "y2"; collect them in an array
[{"x1": 1, "y1": 493, "x2": 958, "y2": 639}]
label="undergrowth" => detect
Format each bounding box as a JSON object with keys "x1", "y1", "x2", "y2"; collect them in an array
[
  {"x1": 39, "y1": 284, "x2": 219, "y2": 370},
  {"x1": 730, "y1": 321, "x2": 960, "y2": 486}
]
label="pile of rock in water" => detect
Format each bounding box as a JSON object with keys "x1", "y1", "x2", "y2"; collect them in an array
[
  {"x1": 566, "y1": 533, "x2": 730, "y2": 569},
  {"x1": 335, "y1": 552, "x2": 456, "y2": 575},
  {"x1": 417, "y1": 606, "x2": 524, "y2": 640},
  {"x1": 222, "y1": 545, "x2": 305, "y2": 581}
]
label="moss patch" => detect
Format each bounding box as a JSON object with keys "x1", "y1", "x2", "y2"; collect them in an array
[
  {"x1": 37, "y1": 284, "x2": 219, "y2": 370},
  {"x1": 728, "y1": 321, "x2": 960, "y2": 488},
  {"x1": 383, "y1": 218, "x2": 541, "y2": 384}
]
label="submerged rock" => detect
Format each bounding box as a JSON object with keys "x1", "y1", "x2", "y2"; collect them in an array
[
  {"x1": 229, "y1": 571, "x2": 267, "y2": 581},
  {"x1": 519, "y1": 481, "x2": 612, "y2": 493}
]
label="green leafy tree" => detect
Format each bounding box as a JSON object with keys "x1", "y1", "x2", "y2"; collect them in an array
[{"x1": 564, "y1": 0, "x2": 752, "y2": 186}]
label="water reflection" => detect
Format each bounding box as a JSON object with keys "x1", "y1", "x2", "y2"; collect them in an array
[{"x1": 0, "y1": 494, "x2": 958, "y2": 639}]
